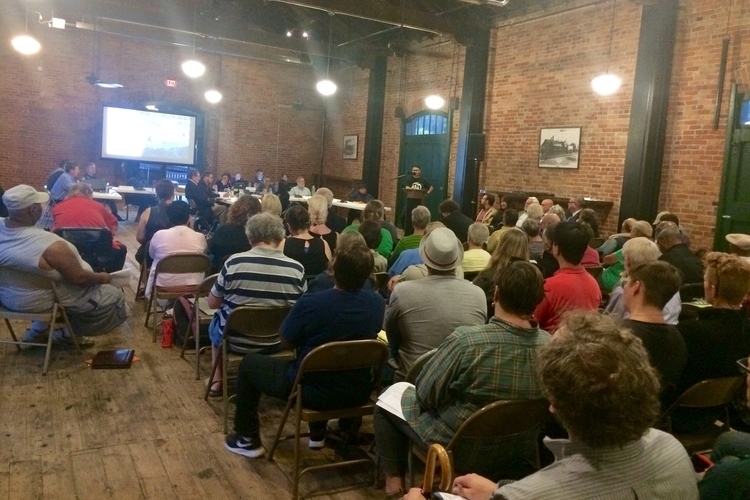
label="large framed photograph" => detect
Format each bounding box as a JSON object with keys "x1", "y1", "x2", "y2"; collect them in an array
[
  {"x1": 538, "y1": 127, "x2": 581, "y2": 169},
  {"x1": 343, "y1": 134, "x2": 358, "y2": 159}
]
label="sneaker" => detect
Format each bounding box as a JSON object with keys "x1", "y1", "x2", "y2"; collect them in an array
[
  {"x1": 308, "y1": 428, "x2": 326, "y2": 449},
  {"x1": 52, "y1": 329, "x2": 95, "y2": 349},
  {"x1": 224, "y1": 433, "x2": 264, "y2": 458},
  {"x1": 22, "y1": 326, "x2": 50, "y2": 343}
]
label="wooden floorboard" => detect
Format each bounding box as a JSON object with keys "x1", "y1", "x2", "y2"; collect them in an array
[{"x1": 0, "y1": 216, "x2": 386, "y2": 499}]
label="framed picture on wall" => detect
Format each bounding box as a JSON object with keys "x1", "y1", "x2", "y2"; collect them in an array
[
  {"x1": 343, "y1": 135, "x2": 358, "y2": 159},
  {"x1": 538, "y1": 127, "x2": 581, "y2": 169}
]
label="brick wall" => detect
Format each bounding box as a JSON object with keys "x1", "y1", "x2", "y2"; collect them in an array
[{"x1": 0, "y1": 25, "x2": 323, "y2": 191}]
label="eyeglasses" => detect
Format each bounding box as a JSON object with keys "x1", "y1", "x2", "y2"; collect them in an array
[{"x1": 737, "y1": 357, "x2": 750, "y2": 375}]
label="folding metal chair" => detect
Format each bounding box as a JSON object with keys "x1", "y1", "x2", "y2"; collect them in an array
[
  {"x1": 53, "y1": 227, "x2": 114, "y2": 272},
  {"x1": 144, "y1": 253, "x2": 210, "y2": 342},
  {"x1": 0, "y1": 273, "x2": 80, "y2": 375},
  {"x1": 179, "y1": 274, "x2": 218, "y2": 380}
]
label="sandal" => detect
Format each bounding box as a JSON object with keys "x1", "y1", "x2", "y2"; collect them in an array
[{"x1": 204, "y1": 378, "x2": 223, "y2": 398}]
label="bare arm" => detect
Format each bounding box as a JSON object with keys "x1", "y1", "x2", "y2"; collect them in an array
[
  {"x1": 136, "y1": 207, "x2": 151, "y2": 243},
  {"x1": 42, "y1": 241, "x2": 110, "y2": 287},
  {"x1": 207, "y1": 291, "x2": 222, "y2": 309},
  {"x1": 322, "y1": 240, "x2": 332, "y2": 261}
]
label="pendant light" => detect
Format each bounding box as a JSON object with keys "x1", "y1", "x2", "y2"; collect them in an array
[
  {"x1": 182, "y1": 0, "x2": 205, "y2": 78},
  {"x1": 316, "y1": 13, "x2": 337, "y2": 96},
  {"x1": 424, "y1": 38, "x2": 445, "y2": 109},
  {"x1": 204, "y1": 54, "x2": 223, "y2": 103},
  {"x1": 591, "y1": 0, "x2": 621, "y2": 96},
  {"x1": 11, "y1": 7, "x2": 41, "y2": 55}
]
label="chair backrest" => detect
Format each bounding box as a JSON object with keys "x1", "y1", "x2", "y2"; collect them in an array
[
  {"x1": 448, "y1": 399, "x2": 550, "y2": 447},
  {"x1": 294, "y1": 340, "x2": 389, "y2": 380},
  {"x1": 680, "y1": 282, "x2": 704, "y2": 302},
  {"x1": 198, "y1": 274, "x2": 219, "y2": 295},
  {"x1": 155, "y1": 253, "x2": 211, "y2": 275},
  {"x1": 374, "y1": 272, "x2": 389, "y2": 290},
  {"x1": 404, "y1": 348, "x2": 438, "y2": 384},
  {"x1": 463, "y1": 271, "x2": 480, "y2": 282},
  {"x1": 223, "y1": 305, "x2": 292, "y2": 353},
  {"x1": 669, "y1": 376, "x2": 744, "y2": 410},
  {"x1": 585, "y1": 265, "x2": 603, "y2": 280},
  {"x1": 589, "y1": 237, "x2": 605, "y2": 248},
  {"x1": 54, "y1": 227, "x2": 113, "y2": 255}
]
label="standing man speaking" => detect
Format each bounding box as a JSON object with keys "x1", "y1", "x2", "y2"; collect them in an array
[{"x1": 403, "y1": 165, "x2": 433, "y2": 235}]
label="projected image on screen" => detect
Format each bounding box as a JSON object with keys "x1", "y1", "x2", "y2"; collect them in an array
[{"x1": 102, "y1": 107, "x2": 196, "y2": 165}]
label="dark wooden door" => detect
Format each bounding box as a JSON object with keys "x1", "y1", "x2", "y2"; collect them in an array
[
  {"x1": 397, "y1": 111, "x2": 451, "y2": 226},
  {"x1": 715, "y1": 86, "x2": 750, "y2": 250}
]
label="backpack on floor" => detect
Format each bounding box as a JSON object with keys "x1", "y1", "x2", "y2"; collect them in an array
[{"x1": 172, "y1": 295, "x2": 211, "y2": 349}]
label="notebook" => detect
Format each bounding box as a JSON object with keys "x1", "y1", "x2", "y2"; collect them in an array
[{"x1": 91, "y1": 349, "x2": 135, "y2": 369}]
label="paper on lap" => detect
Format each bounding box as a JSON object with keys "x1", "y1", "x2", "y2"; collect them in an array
[
  {"x1": 109, "y1": 269, "x2": 130, "y2": 288},
  {"x1": 376, "y1": 381, "x2": 413, "y2": 420}
]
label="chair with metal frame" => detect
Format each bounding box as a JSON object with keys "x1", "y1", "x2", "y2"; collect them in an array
[
  {"x1": 0, "y1": 273, "x2": 80, "y2": 375},
  {"x1": 36, "y1": 191, "x2": 56, "y2": 230},
  {"x1": 53, "y1": 227, "x2": 116, "y2": 273},
  {"x1": 203, "y1": 305, "x2": 294, "y2": 432},
  {"x1": 267, "y1": 340, "x2": 389, "y2": 500},
  {"x1": 374, "y1": 272, "x2": 389, "y2": 291},
  {"x1": 144, "y1": 253, "x2": 211, "y2": 343},
  {"x1": 584, "y1": 265, "x2": 604, "y2": 280},
  {"x1": 659, "y1": 376, "x2": 745, "y2": 454},
  {"x1": 179, "y1": 273, "x2": 218, "y2": 380},
  {"x1": 409, "y1": 399, "x2": 551, "y2": 486},
  {"x1": 404, "y1": 348, "x2": 438, "y2": 385}
]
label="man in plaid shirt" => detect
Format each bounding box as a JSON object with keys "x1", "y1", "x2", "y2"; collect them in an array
[{"x1": 374, "y1": 260, "x2": 551, "y2": 497}]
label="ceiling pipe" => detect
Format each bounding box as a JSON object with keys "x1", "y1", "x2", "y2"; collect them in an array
[
  {"x1": 456, "y1": 0, "x2": 510, "y2": 6},
  {"x1": 265, "y1": 0, "x2": 446, "y2": 36}
]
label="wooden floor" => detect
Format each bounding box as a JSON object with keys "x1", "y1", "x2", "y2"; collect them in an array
[{"x1": 0, "y1": 215, "x2": 385, "y2": 500}]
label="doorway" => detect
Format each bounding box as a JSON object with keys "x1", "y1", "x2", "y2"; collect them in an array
[
  {"x1": 396, "y1": 111, "x2": 451, "y2": 227},
  {"x1": 715, "y1": 86, "x2": 750, "y2": 250}
]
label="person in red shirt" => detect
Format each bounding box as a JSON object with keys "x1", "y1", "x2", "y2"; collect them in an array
[
  {"x1": 534, "y1": 221, "x2": 602, "y2": 333},
  {"x1": 51, "y1": 183, "x2": 127, "y2": 271}
]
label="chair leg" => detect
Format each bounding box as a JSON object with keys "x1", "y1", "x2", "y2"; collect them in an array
[
  {"x1": 222, "y1": 341, "x2": 229, "y2": 434},
  {"x1": 42, "y1": 304, "x2": 58, "y2": 376},
  {"x1": 267, "y1": 396, "x2": 296, "y2": 461},
  {"x1": 292, "y1": 396, "x2": 303, "y2": 500},
  {"x1": 58, "y1": 305, "x2": 80, "y2": 354},
  {"x1": 203, "y1": 347, "x2": 222, "y2": 401},
  {"x1": 4, "y1": 318, "x2": 21, "y2": 352}
]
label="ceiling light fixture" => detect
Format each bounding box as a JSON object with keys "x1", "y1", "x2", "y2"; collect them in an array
[
  {"x1": 205, "y1": 89, "x2": 223, "y2": 103},
  {"x1": 85, "y1": 22, "x2": 123, "y2": 89},
  {"x1": 424, "y1": 37, "x2": 446, "y2": 109},
  {"x1": 182, "y1": 0, "x2": 205, "y2": 78},
  {"x1": 316, "y1": 14, "x2": 337, "y2": 96},
  {"x1": 11, "y1": 7, "x2": 41, "y2": 55},
  {"x1": 591, "y1": 0, "x2": 621, "y2": 96}
]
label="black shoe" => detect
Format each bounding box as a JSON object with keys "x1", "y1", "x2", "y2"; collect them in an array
[
  {"x1": 224, "y1": 433, "x2": 264, "y2": 458},
  {"x1": 116, "y1": 215, "x2": 125, "y2": 222},
  {"x1": 308, "y1": 428, "x2": 326, "y2": 449}
]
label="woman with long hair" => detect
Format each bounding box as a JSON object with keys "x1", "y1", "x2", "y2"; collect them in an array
[
  {"x1": 473, "y1": 229, "x2": 530, "y2": 302},
  {"x1": 308, "y1": 194, "x2": 338, "y2": 252},
  {"x1": 279, "y1": 205, "x2": 332, "y2": 276}
]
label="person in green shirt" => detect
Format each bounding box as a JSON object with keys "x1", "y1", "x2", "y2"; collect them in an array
[
  {"x1": 342, "y1": 200, "x2": 393, "y2": 258},
  {"x1": 389, "y1": 205, "x2": 430, "y2": 266}
]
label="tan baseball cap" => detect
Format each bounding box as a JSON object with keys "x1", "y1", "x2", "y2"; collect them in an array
[
  {"x1": 2, "y1": 184, "x2": 49, "y2": 211},
  {"x1": 726, "y1": 233, "x2": 750, "y2": 251}
]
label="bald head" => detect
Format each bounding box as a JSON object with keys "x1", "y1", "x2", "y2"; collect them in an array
[
  {"x1": 656, "y1": 226, "x2": 682, "y2": 252},
  {"x1": 541, "y1": 199, "x2": 554, "y2": 214},
  {"x1": 540, "y1": 212, "x2": 561, "y2": 233}
]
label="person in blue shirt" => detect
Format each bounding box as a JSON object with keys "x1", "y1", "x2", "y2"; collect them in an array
[
  {"x1": 224, "y1": 238, "x2": 385, "y2": 459},
  {"x1": 49, "y1": 161, "x2": 80, "y2": 202}
]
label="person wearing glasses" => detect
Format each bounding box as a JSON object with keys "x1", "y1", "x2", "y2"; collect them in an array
[{"x1": 403, "y1": 165, "x2": 433, "y2": 235}]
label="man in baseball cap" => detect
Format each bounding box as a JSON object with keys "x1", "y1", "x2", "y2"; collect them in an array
[
  {"x1": 0, "y1": 184, "x2": 126, "y2": 347},
  {"x1": 726, "y1": 233, "x2": 750, "y2": 262}
]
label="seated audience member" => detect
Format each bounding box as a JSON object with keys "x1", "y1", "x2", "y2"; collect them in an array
[
  {"x1": 653, "y1": 211, "x2": 688, "y2": 245},
  {"x1": 473, "y1": 229, "x2": 529, "y2": 302},
  {"x1": 535, "y1": 221, "x2": 560, "y2": 279},
  {"x1": 390, "y1": 206, "x2": 430, "y2": 264},
  {"x1": 521, "y1": 218, "x2": 544, "y2": 260},
  {"x1": 538, "y1": 212, "x2": 559, "y2": 237},
  {"x1": 315, "y1": 187, "x2": 347, "y2": 234},
  {"x1": 289, "y1": 176, "x2": 311, "y2": 197},
  {"x1": 279, "y1": 205, "x2": 331, "y2": 276},
  {"x1": 377, "y1": 260, "x2": 551, "y2": 496},
  {"x1": 388, "y1": 222, "x2": 445, "y2": 277},
  {"x1": 678, "y1": 252, "x2": 750, "y2": 389},
  {"x1": 208, "y1": 195, "x2": 260, "y2": 273},
  {"x1": 50, "y1": 160, "x2": 80, "y2": 202},
  {"x1": 276, "y1": 179, "x2": 291, "y2": 212},
  {"x1": 249, "y1": 169, "x2": 265, "y2": 190},
  {"x1": 533, "y1": 221, "x2": 602, "y2": 333},
  {"x1": 307, "y1": 232, "x2": 374, "y2": 294},
  {"x1": 136, "y1": 179, "x2": 175, "y2": 264},
  {"x1": 385, "y1": 227, "x2": 487, "y2": 381},
  {"x1": 146, "y1": 201, "x2": 208, "y2": 298},
  {"x1": 358, "y1": 220, "x2": 387, "y2": 273},
  {"x1": 486, "y1": 209, "x2": 519, "y2": 254},
  {"x1": 605, "y1": 237, "x2": 681, "y2": 324},
  {"x1": 517, "y1": 202, "x2": 543, "y2": 230},
  {"x1": 725, "y1": 233, "x2": 750, "y2": 262},
  {"x1": 622, "y1": 261, "x2": 687, "y2": 407},
  {"x1": 346, "y1": 184, "x2": 374, "y2": 203},
  {"x1": 515, "y1": 197, "x2": 539, "y2": 228},
  {"x1": 224, "y1": 240, "x2": 385, "y2": 457},
  {"x1": 439, "y1": 199, "x2": 473, "y2": 243},
  {"x1": 577, "y1": 208, "x2": 600, "y2": 237},
  {"x1": 50, "y1": 183, "x2": 127, "y2": 272},
  {"x1": 540, "y1": 198, "x2": 553, "y2": 215},
  {"x1": 343, "y1": 201, "x2": 393, "y2": 257},
  {"x1": 0, "y1": 185, "x2": 126, "y2": 347},
  {"x1": 598, "y1": 217, "x2": 636, "y2": 256},
  {"x1": 600, "y1": 220, "x2": 653, "y2": 292},
  {"x1": 216, "y1": 172, "x2": 232, "y2": 192},
  {"x1": 206, "y1": 212, "x2": 306, "y2": 396},
  {"x1": 462, "y1": 223, "x2": 491, "y2": 273},
  {"x1": 578, "y1": 222, "x2": 601, "y2": 267},
  {"x1": 307, "y1": 194, "x2": 337, "y2": 253},
  {"x1": 475, "y1": 193, "x2": 498, "y2": 226},
  {"x1": 185, "y1": 169, "x2": 225, "y2": 224},
  {"x1": 82, "y1": 162, "x2": 121, "y2": 220},
  {"x1": 261, "y1": 193, "x2": 282, "y2": 217},
  {"x1": 657, "y1": 226, "x2": 703, "y2": 284},
  {"x1": 426, "y1": 312, "x2": 698, "y2": 500},
  {"x1": 548, "y1": 204, "x2": 567, "y2": 222},
  {"x1": 566, "y1": 195, "x2": 585, "y2": 222},
  {"x1": 698, "y1": 373, "x2": 750, "y2": 500},
  {"x1": 45, "y1": 159, "x2": 67, "y2": 193}
]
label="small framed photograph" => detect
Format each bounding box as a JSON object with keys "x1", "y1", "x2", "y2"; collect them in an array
[
  {"x1": 343, "y1": 134, "x2": 358, "y2": 159},
  {"x1": 539, "y1": 127, "x2": 581, "y2": 169}
]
